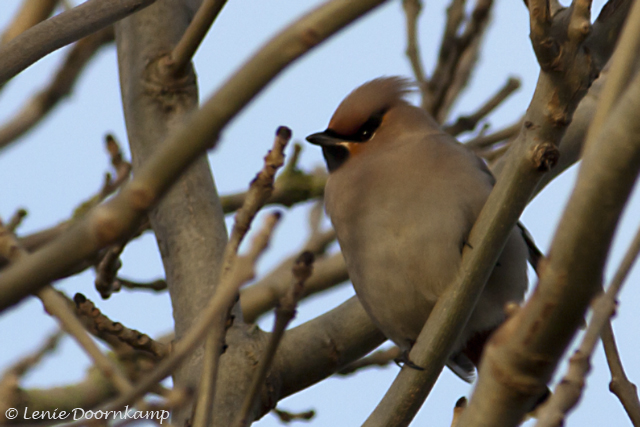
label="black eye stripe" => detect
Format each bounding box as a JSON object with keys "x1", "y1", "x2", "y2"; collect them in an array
[
  {"x1": 326, "y1": 109, "x2": 386, "y2": 143},
  {"x1": 355, "y1": 114, "x2": 382, "y2": 141}
]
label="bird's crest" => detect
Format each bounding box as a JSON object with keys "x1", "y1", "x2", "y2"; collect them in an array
[{"x1": 328, "y1": 77, "x2": 414, "y2": 136}]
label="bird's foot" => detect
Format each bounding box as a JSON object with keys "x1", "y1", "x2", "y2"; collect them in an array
[
  {"x1": 460, "y1": 239, "x2": 473, "y2": 254},
  {"x1": 394, "y1": 350, "x2": 425, "y2": 371}
]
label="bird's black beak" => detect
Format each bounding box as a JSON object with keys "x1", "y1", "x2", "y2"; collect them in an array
[
  {"x1": 306, "y1": 130, "x2": 350, "y2": 173},
  {"x1": 306, "y1": 131, "x2": 342, "y2": 146}
]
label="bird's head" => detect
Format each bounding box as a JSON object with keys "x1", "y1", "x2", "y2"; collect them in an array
[{"x1": 306, "y1": 77, "x2": 415, "y2": 172}]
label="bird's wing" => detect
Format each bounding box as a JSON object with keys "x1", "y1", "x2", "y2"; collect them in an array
[{"x1": 467, "y1": 147, "x2": 544, "y2": 274}]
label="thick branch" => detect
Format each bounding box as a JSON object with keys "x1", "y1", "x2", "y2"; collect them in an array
[
  {"x1": 362, "y1": 1, "x2": 627, "y2": 425},
  {"x1": 534, "y1": 219, "x2": 640, "y2": 426},
  {"x1": 0, "y1": 0, "x2": 388, "y2": 313},
  {"x1": 275, "y1": 296, "x2": 386, "y2": 402},
  {"x1": 241, "y1": 251, "x2": 347, "y2": 323},
  {"x1": 460, "y1": 61, "x2": 640, "y2": 427},
  {"x1": 115, "y1": 1, "x2": 228, "y2": 424}
]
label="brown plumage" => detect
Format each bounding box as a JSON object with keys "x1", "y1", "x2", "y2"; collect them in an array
[
  {"x1": 328, "y1": 77, "x2": 413, "y2": 135},
  {"x1": 307, "y1": 77, "x2": 533, "y2": 381}
]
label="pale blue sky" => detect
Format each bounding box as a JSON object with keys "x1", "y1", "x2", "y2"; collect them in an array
[{"x1": 1, "y1": 1, "x2": 639, "y2": 426}]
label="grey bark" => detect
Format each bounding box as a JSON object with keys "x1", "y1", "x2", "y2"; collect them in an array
[{"x1": 115, "y1": 0, "x2": 228, "y2": 424}]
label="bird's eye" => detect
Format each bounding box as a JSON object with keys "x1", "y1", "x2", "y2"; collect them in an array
[{"x1": 354, "y1": 111, "x2": 384, "y2": 142}]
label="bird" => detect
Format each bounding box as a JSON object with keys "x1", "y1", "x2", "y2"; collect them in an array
[{"x1": 306, "y1": 77, "x2": 537, "y2": 380}]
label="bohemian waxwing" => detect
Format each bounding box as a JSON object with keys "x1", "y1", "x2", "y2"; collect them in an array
[{"x1": 306, "y1": 77, "x2": 536, "y2": 380}]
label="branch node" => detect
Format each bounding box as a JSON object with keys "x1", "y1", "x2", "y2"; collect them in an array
[{"x1": 531, "y1": 142, "x2": 560, "y2": 171}]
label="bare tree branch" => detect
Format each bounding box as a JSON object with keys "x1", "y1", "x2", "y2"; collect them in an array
[
  {"x1": 0, "y1": 26, "x2": 114, "y2": 150},
  {"x1": 534, "y1": 221, "x2": 640, "y2": 426},
  {"x1": 362, "y1": 0, "x2": 627, "y2": 425},
  {"x1": 582, "y1": 0, "x2": 640, "y2": 154},
  {"x1": 6, "y1": 209, "x2": 27, "y2": 233},
  {"x1": 165, "y1": 0, "x2": 228, "y2": 76},
  {"x1": 0, "y1": 220, "x2": 134, "y2": 397},
  {"x1": 0, "y1": 0, "x2": 388, "y2": 313},
  {"x1": 241, "y1": 247, "x2": 345, "y2": 323},
  {"x1": 193, "y1": 127, "x2": 290, "y2": 427},
  {"x1": 445, "y1": 77, "x2": 521, "y2": 136},
  {"x1": 402, "y1": 0, "x2": 426, "y2": 85},
  {"x1": 495, "y1": 0, "x2": 635, "y2": 188},
  {"x1": 465, "y1": 119, "x2": 522, "y2": 150},
  {"x1": 425, "y1": 0, "x2": 493, "y2": 119},
  {"x1": 274, "y1": 296, "x2": 386, "y2": 405},
  {"x1": 74, "y1": 293, "x2": 170, "y2": 361},
  {"x1": 233, "y1": 252, "x2": 314, "y2": 427},
  {"x1": 0, "y1": 0, "x2": 155, "y2": 85},
  {"x1": 602, "y1": 323, "x2": 640, "y2": 426},
  {"x1": 241, "y1": 200, "x2": 339, "y2": 323},
  {"x1": 1, "y1": 0, "x2": 58, "y2": 45},
  {"x1": 0, "y1": 330, "x2": 63, "y2": 425},
  {"x1": 460, "y1": 51, "x2": 640, "y2": 427}
]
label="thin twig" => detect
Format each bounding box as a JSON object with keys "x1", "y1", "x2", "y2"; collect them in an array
[
  {"x1": 482, "y1": 143, "x2": 511, "y2": 166},
  {"x1": 6, "y1": 208, "x2": 27, "y2": 232},
  {"x1": 0, "y1": 329, "x2": 63, "y2": 420},
  {"x1": 102, "y1": 134, "x2": 133, "y2": 196},
  {"x1": 165, "y1": 0, "x2": 228, "y2": 76},
  {"x1": 533, "y1": 291, "x2": 614, "y2": 426},
  {"x1": 0, "y1": 220, "x2": 133, "y2": 394},
  {"x1": 445, "y1": 77, "x2": 521, "y2": 136},
  {"x1": 37, "y1": 288, "x2": 135, "y2": 393},
  {"x1": 0, "y1": 329, "x2": 62, "y2": 378},
  {"x1": 192, "y1": 127, "x2": 291, "y2": 427},
  {"x1": 75, "y1": 134, "x2": 132, "y2": 218},
  {"x1": 534, "y1": 221, "x2": 640, "y2": 426},
  {"x1": 465, "y1": 119, "x2": 522, "y2": 150},
  {"x1": 602, "y1": 324, "x2": 640, "y2": 426},
  {"x1": 242, "y1": 251, "x2": 346, "y2": 322},
  {"x1": 222, "y1": 167, "x2": 326, "y2": 214},
  {"x1": 241, "y1": 200, "x2": 337, "y2": 323},
  {"x1": 425, "y1": 0, "x2": 493, "y2": 117},
  {"x1": 435, "y1": 0, "x2": 493, "y2": 122},
  {"x1": 402, "y1": 0, "x2": 426, "y2": 86},
  {"x1": 74, "y1": 293, "x2": 170, "y2": 360},
  {"x1": 0, "y1": 0, "x2": 387, "y2": 313},
  {"x1": 0, "y1": 0, "x2": 155, "y2": 85},
  {"x1": 0, "y1": 26, "x2": 114, "y2": 150},
  {"x1": 599, "y1": 224, "x2": 640, "y2": 426},
  {"x1": 95, "y1": 243, "x2": 124, "y2": 298},
  {"x1": 233, "y1": 252, "x2": 314, "y2": 427}
]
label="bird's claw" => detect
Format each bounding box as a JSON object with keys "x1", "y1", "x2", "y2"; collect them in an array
[{"x1": 394, "y1": 351, "x2": 425, "y2": 371}]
